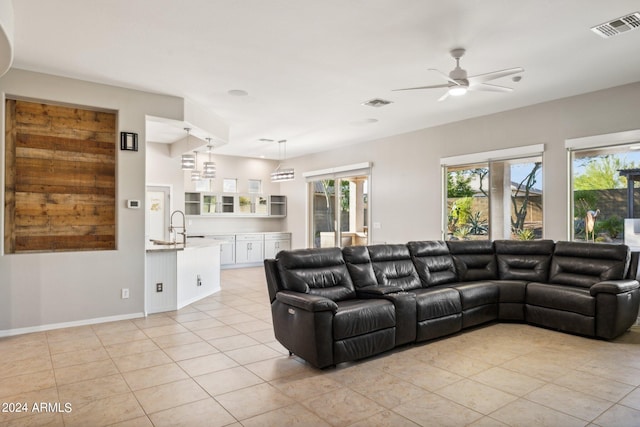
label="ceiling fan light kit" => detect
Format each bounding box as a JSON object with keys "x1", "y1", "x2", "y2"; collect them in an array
[{"x1": 394, "y1": 48, "x2": 523, "y2": 101}]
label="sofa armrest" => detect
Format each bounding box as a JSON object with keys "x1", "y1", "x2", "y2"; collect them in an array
[
  {"x1": 276, "y1": 290, "x2": 338, "y2": 313},
  {"x1": 590, "y1": 279, "x2": 640, "y2": 296},
  {"x1": 356, "y1": 285, "x2": 404, "y2": 297}
]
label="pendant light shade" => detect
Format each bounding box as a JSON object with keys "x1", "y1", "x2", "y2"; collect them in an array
[
  {"x1": 181, "y1": 128, "x2": 196, "y2": 170},
  {"x1": 190, "y1": 151, "x2": 201, "y2": 181},
  {"x1": 202, "y1": 139, "x2": 216, "y2": 179},
  {"x1": 271, "y1": 139, "x2": 294, "y2": 182}
]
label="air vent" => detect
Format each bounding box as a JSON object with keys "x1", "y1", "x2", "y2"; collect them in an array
[
  {"x1": 591, "y1": 12, "x2": 640, "y2": 38},
  {"x1": 362, "y1": 98, "x2": 393, "y2": 108}
]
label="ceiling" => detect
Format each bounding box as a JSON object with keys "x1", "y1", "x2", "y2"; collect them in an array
[{"x1": 10, "y1": 0, "x2": 640, "y2": 159}]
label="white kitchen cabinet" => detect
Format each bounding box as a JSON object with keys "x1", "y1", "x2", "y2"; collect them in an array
[
  {"x1": 185, "y1": 192, "x2": 285, "y2": 217},
  {"x1": 208, "y1": 235, "x2": 235, "y2": 265},
  {"x1": 264, "y1": 232, "x2": 291, "y2": 258},
  {"x1": 235, "y1": 234, "x2": 264, "y2": 264}
]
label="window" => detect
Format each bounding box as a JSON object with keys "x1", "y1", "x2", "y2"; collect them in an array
[
  {"x1": 222, "y1": 178, "x2": 237, "y2": 193},
  {"x1": 569, "y1": 144, "x2": 640, "y2": 242},
  {"x1": 248, "y1": 179, "x2": 262, "y2": 193},
  {"x1": 442, "y1": 145, "x2": 543, "y2": 241}
]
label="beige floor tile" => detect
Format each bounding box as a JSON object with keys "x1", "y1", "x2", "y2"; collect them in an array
[
  {"x1": 180, "y1": 317, "x2": 226, "y2": 331},
  {"x1": 554, "y1": 370, "x2": 635, "y2": 402},
  {"x1": 0, "y1": 369, "x2": 56, "y2": 399},
  {"x1": 167, "y1": 311, "x2": 212, "y2": 323},
  {"x1": 112, "y1": 349, "x2": 173, "y2": 372},
  {"x1": 0, "y1": 355, "x2": 52, "y2": 379},
  {"x1": 393, "y1": 392, "x2": 484, "y2": 427},
  {"x1": 4, "y1": 412, "x2": 64, "y2": 426},
  {"x1": 230, "y1": 319, "x2": 272, "y2": 334},
  {"x1": 151, "y1": 331, "x2": 203, "y2": 348},
  {"x1": 593, "y1": 403, "x2": 640, "y2": 427},
  {"x1": 148, "y1": 397, "x2": 237, "y2": 427},
  {"x1": 50, "y1": 346, "x2": 110, "y2": 369},
  {"x1": 63, "y1": 392, "x2": 145, "y2": 427},
  {"x1": 91, "y1": 319, "x2": 139, "y2": 335},
  {"x1": 349, "y1": 372, "x2": 428, "y2": 409},
  {"x1": 142, "y1": 323, "x2": 189, "y2": 338},
  {"x1": 46, "y1": 326, "x2": 96, "y2": 343},
  {"x1": 104, "y1": 339, "x2": 160, "y2": 358},
  {"x1": 490, "y1": 398, "x2": 589, "y2": 427},
  {"x1": 468, "y1": 416, "x2": 510, "y2": 427},
  {"x1": 245, "y1": 328, "x2": 277, "y2": 344},
  {"x1": 177, "y1": 352, "x2": 238, "y2": 377},
  {"x1": 57, "y1": 374, "x2": 130, "y2": 407},
  {"x1": 501, "y1": 354, "x2": 569, "y2": 382},
  {"x1": 96, "y1": 329, "x2": 149, "y2": 346},
  {"x1": 525, "y1": 383, "x2": 612, "y2": 421},
  {"x1": 384, "y1": 360, "x2": 464, "y2": 391},
  {"x1": 224, "y1": 343, "x2": 282, "y2": 365},
  {"x1": 133, "y1": 316, "x2": 177, "y2": 329},
  {"x1": 194, "y1": 366, "x2": 263, "y2": 396},
  {"x1": 193, "y1": 325, "x2": 242, "y2": 341},
  {"x1": 242, "y1": 403, "x2": 330, "y2": 427},
  {"x1": 303, "y1": 387, "x2": 385, "y2": 426},
  {"x1": 208, "y1": 333, "x2": 260, "y2": 351},
  {"x1": 271, "y1": 373, "x2": 343, "y2": 401},
  {"x1": 163, "y1": 341, "x2": 219, "y2": 361},
  {"x1": 348, "y1": 410, "x2": 421, "y2": 427},
  {"x1": 471, "y1": 366, "x2": 546, "y2": 396},
  {"x1": 47, "y1": 335, "x2": 103, "y2": 355},
  {"x1": 427, "y1": 352, "x2": 494, "y2": 377},
  {"x1": 245, "y1": 356, "x2": 314, "y2": 382},
  {"x1": 216, "y1": 312, "x2": 257, "y2": 325},
  {"x1": 436, "y1": 378, "x2": 518, "y2": 415},
  {"x1": 133, "y1": 378, "x2": 209, "y2": 414},
  {"x1": 54, "y1": 359, "x2": 119, "y2": 386},
  {"x1": 575, "y1": 361, "x2": 640, "y2": 387},
  {"x1": 108, "y1": 416, "x2": 154, "y2": 427},
  {"x1": 0, "y1": 338, "x2": 50, "y2": 364},
  {"x1": 122, "y1": 363, "x2": 189, "y2": 391},
  {"x1": 619, "y1": 387, "x2": 640, "y2": 410},
  {"x1": 216, "y1": 382, "x2": 295, "y2": 420}
]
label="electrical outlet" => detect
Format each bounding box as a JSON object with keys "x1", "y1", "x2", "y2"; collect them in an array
[
  {"x1": 196, "y1": 274, "x2": 202, "y2": 287},
  {"x1": 156, "y1": 283, "x2": 163, "y2": 292},
  {"x1": 121, "y1": 288, "x2": 129, "y2": 299}
]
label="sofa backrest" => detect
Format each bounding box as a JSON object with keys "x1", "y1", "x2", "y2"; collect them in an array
[
  {"x1": 549, "y1": 241, "x2": 630, "y2": 288},
  {"x1": 494, "y1": 239, "x2": 555, "y2": 282},
  {"x1": 276, "y1": 247, "x2": 356, "y2": 301},
  {"x1": 407, "y1": 240, "x2": 457, "y2": 287},
  {"x1": 447, "y1": 240, "x2": 497, "y2": 282},
  {"x1": 342, "y1": 245, "x2": 378, "y2": 288},
  {"x1": 366, "y1": 244, "x2": 422, "y2": 290}
]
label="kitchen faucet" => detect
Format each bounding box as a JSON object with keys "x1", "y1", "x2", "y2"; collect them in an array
[{"x1": 169, "y1": 210, "x2": 187, "y2": 246}]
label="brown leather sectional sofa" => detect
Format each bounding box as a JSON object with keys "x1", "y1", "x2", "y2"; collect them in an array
[{"x1": 264, "y1": 240, "x2": 640, "y2": 368}]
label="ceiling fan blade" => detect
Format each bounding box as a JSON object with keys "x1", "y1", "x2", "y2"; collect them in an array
[
  {"x1": 392, "y1": 83, "x2": 450, "y2": 91},
  {"x1": 428, "y1": 68, "x2": 459, "y2": 85},
  {"x1": 468, "y1": 67, "x2": 524, "y2": 84},
  {"x1": 469, "y1": 83, "x2": 514, "y2": 93},
  {"x1": 438, "y1": 91, "x2": 450, "y2": 102}
]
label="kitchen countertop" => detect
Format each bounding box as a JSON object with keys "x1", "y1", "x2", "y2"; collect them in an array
[{"x1": 145, "y1": 238, "x2": 224, "y2": 253}]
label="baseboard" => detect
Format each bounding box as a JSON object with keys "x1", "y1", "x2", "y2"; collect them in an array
[{"x1": 0, "y1": 312, "x2": 146, "y2": 338}]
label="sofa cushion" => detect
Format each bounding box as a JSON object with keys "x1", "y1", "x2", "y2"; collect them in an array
[
  {"x1": 276, "y1": 247, "x2": 356, "y2": 301},
  {"x1": 494, "y1": 240, "x2": 554, "y2": 282},
  {"x1": 343, "y1": 246, "x2": 378, "y2": 288},
  {"x1": 494, "y1": 280, "x2": 527, "y2": 303},
  {"x1": 407, "y1": 241, "x2": 457, "y2": 286},
  {"x1": 367, "y1": 244, "x2": 422, "y2": 291},
  {"x1": 447, "y1": 240, "x2": 498, "y2": 281},
  {"x1": 526, "y1": 282, "x2": 595, "y2": 316},
  {"x1": 450, "y1": 282, "x2": 499, "y2": 310},
  {"x1": 413, "y1": 287, "x2": 462, "y2": 321},
  {"x1": 549, "y1": 241, "x2": 630, "y2": 288},
  {"x1": 333, "y1": 299, "x2": 396, "y2": 340}
]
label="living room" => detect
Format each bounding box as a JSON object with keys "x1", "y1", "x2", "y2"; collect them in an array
[{"x1": 2, "y1": 1, "x2": 640, "y2": 425}]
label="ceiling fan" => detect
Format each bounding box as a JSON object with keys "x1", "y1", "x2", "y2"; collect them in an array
[{"x1": 394, "y1": 48, "x2": 524, "y2": 101}]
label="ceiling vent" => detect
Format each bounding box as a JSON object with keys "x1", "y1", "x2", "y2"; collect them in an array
[
  {"x1": 362, "y1": 98, "x2": 393, "y2": 107},
  {"x1": 591, "y1": 12, "x2": 640, "y2": 38}
]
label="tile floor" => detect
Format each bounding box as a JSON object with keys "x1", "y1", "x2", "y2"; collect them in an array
[{"x1": 2, "y1": 267, "x2": 640, "y2": 426}]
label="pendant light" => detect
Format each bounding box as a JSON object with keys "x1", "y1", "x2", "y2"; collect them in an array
[
  {"x1": 202, "y1": 138, "x2": 216, "y2": 179},
  {"x1": 271, "y1": 139, "x2": 295, "y2": 182},
  {"x1": 181, "y1": 128, "x2": 196, "y2": 170},
  {"x1": 190, "y1": 151, "x2": 201, "y2": 181}
]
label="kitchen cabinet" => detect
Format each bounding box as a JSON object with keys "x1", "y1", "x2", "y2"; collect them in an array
[
  {"x1": 235, "y1": 234, "x2": 264, "y2": 264},
  {"x1": 264, "y1": 232, "x2": 291, "y2": 258},
  {"x1": 184, "y1": 192, "x2": 285, "y2": 217},
  {"x1": 238, "y1": 195, "x2": 269, "y2": 215},
  {"x1": 208, "y1": 235, "x2": 235, "y2": 265}
]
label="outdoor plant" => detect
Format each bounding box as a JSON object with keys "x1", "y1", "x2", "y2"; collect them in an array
[
  {"x1": 467, "y1": 211, "x2": 488, "y2": 235},
  {"x1": 596, "y1": 215, "x2": 623, "y2": 239},
  {"x1": 515, "y1": 228, "x2": 535, "y2": 240},
  {"x1": 453, "y1": 226, "x2": 471, "y2": 240}
]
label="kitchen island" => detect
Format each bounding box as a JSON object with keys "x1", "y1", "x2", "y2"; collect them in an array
[{"x1": 145, "y1": 238, "x2": 222, "y2": 314}]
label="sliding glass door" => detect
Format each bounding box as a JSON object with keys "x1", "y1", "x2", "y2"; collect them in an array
[{"x1": 309, "y1": 175, "x2": 369, "y2": 248}]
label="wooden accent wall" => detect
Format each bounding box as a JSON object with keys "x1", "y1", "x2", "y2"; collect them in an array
[{"x1": 4, "y1": 100, "x2": 116, "y2": 253}]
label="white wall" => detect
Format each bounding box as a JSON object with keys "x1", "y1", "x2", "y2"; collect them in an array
[
  {"x1": 0, "y1": 69, "x2": 184, "y2": 333},
  {"x1": 146, "y1": 142, "x2": 286, "y2": 235},
  {"x1": 283, "y1": 82, "x2": 640, "y2": 249}
]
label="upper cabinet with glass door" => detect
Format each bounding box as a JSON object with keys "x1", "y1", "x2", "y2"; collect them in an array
[
  {"x1": 238, "y1": 195, "x2": 269, "y2": 216},
  {"x1": 185, "y1": 192, "x2": 285, "y2": 217}
]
